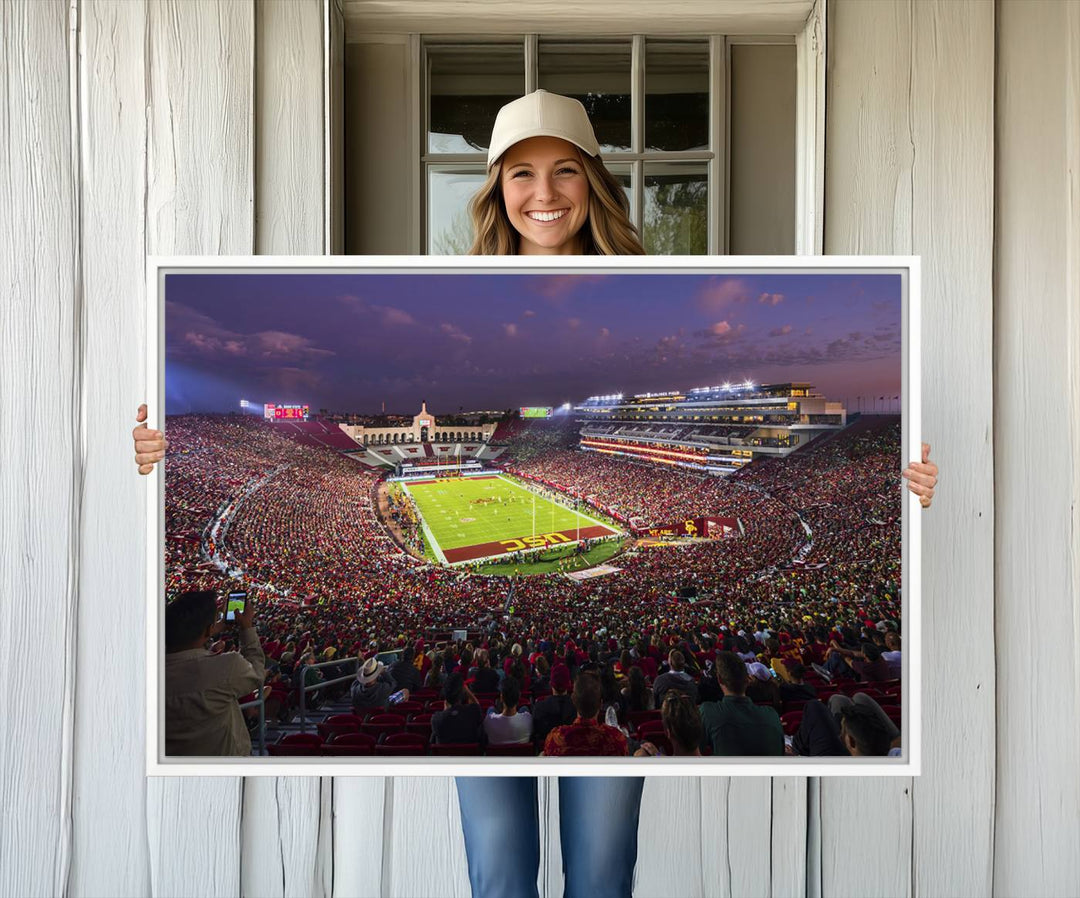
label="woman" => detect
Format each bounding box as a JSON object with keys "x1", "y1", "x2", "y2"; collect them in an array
[
  {"x1": 133, "y1": 89, "x2": 939, "y2": 898},
  {"x1": 635, "y1": 691, "x2": 704, "y2": 758},
  {"x1": 622, "y1": 665, "x2": 655, "y2": 713}
]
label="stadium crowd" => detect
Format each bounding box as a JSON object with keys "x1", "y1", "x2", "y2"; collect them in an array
[{"x1": 164, "y1": 413, "x2": 905, "y2": 757}]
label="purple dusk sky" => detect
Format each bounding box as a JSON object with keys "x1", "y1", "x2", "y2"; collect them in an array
[{"x1": 164, "y1": 271, "x2": 902, "y2": 415}]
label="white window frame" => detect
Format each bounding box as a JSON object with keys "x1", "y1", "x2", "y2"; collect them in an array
[{"x1": 399, "y1": 1, "x2": 825, "y2": 256}]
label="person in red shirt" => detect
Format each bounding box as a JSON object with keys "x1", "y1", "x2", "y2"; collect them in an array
[{"x1": 543, "y1": 671, "x2": 628, "y2": 757}]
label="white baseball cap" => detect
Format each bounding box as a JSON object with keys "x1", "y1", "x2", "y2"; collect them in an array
[{"x1": 486, "y1": 90, "x2": 601, "y2": 169}]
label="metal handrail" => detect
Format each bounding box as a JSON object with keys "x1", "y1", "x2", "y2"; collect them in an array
[
  {"x1": 238, "y1": 691, "x2": 267, "y2": 756},
  {"x1": 296, "y1": 656, "x2": 360, "y2": 733}
]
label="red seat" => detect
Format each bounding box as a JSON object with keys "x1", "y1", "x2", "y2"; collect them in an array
[
  {"x1": 266, "y1": 733, "x2": 323, "y2": 757},
  {"x1": 430, "y1": 742, "x2": 481, "y2": 756},
  {"x1": 375, "y1": 733, "x2": 428, "y2": 756},
  {"x1": 317, "y1": 713, "x2": 364, "y2": 742},
  {"x1": 485, "y1": 742, "x2": 537, "y2": 757},
  {"x1": 628, "y1": 710, "x2": 662, "y2": 732},
  {"x1": 321, "y1": 733, "x2": 376, "y2": 756},
  {"x1": 780, "y1": 711, "x2": 804, "y2": 736},
  {"x1": 393, "y1": 700, "x2": 425, "y2": 714},
  {"x1": 636, "y1": 719, "x2": 666, "y2": 739},
  {"x1": 406, "y1": 714, "x2": 435, "y2": 737},
  {"x1": 361, "y1": 714, "x2": 406, "y2": 739}
]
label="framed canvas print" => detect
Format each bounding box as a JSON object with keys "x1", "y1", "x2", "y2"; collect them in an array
[{"x1": 145, "y1": 255, "x2": 920, "y2": 776}]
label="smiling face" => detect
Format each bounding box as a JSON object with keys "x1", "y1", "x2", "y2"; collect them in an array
[{"x1": 499, "y1": 136, "x2": 591, "y2": 255}]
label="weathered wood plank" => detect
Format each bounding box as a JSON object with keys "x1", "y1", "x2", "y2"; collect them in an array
[
  {"x1": 994, "y1": 2, "x2": 1080, "y2": 894},
  {"x1": 821, "y1": 3, "x2": 915, "y2": 895},
  {"x1": 255, "y1": 0, "x2": 324, "y2": 255},
  {"x1": 382, "y1": 777, "x2": 471, "y2": 898},
  {"x1": 242, "y1": 2, "x2": 328, "y2": 894},
  {"x1": 0, "y1": 1, "x2": 77, "y2": 895},
  {"x1": 144, "y1": 2, "x2": 255, "y2": 895},
  {"x1": 144, "y1": 0, "x2": 255, "y2": 257},
  {"x1": 332, "y1": 778, "x2": 386, "y2": 898},
  {"x1": 823, "y1": 2, "x2": 998, "y2": 896},
  {"x1": 908, "y1": 2, "x2": 995, "y2": 896},
  {"x1": 636, "y1": 777, "x2": 709, "y2": 898},
  {"x1": 241, "y1": 778, "x2": 329, "y2": 898},
  {"x1": 70, "y1": 2, "x2": 153, "y2": 895},
  {"x1": 771, "y1": 777, "x2": 808, "y2": 898}
]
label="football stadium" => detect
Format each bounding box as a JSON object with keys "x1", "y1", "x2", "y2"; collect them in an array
[{"x1": 165, "y1": 384, "x2": 905, "y2": 759}]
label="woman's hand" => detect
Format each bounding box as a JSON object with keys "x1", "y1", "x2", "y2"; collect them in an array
[
  {"x1": 133, "y1": 403, "x2": 168, "y2": 474},
  {"x1": 902, "y1": 442, "x2": 938, "y2": 508}
]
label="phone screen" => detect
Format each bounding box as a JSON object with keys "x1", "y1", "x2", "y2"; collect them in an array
[{"x1": 225, "y1": 591, "x2": 247, "y2": 622}]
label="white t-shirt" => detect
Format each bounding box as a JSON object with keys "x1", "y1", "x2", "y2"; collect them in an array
[{"x1": 483, "y1": 709, "x2": 533, "y2": 745}]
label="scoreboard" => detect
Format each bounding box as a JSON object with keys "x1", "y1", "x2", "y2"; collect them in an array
[
  {"x1": 519, "y1": 407, "x2": 553, "y2": 419},
  {"x1": 264, "y1": 403, "x2": 309, "y2": 421}
]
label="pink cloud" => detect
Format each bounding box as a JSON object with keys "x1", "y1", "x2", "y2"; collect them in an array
[
  {"x1": 528, "y1": 274, "x2": 609, "y2": 304},
  {"x1": 503, "y1": 323, "x2": 519, "y2": 337},
  {"x1": 374, "y1": 305, "x2": 416, "y2": 326},
  {"x1": 709, "y1": 321, "x2": 733, "y2": 336},
  {"x1": 440, "y1": 322, "x2": 472, "y2": 344},
  {"x1": 697, "y1": 278, "x2": 750, "y2": 310},
  {"x1": 769, "y1": 324, "x2": 793, "y2": 337},
  {"x1": 758, "y1": 292, "x2": 785, "y2": 306}
]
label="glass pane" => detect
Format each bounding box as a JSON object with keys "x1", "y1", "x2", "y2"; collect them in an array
[
  {"x1": 538, "y1": 41, "x2": 631, "y2": 153},
  {"x1": 427, "y1": 167, "x2": 487, "y2": 254},
  {"x1": 643, "y1": 163, "x2": 708, "y2": 255},
  {"x1": 645, "y1": 40, "x2": 709, "y2": 152},
  {"x1": 428, "y1": 44, "x2": 524, "y2": 154}
]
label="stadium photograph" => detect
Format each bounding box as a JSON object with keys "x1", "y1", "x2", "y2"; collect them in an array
[{"x1": 157, "y1": 264, "x2": 912, "y2": 767}]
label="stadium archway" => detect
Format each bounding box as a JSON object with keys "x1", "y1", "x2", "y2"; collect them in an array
[{"x1": 421, "y1": 426, "x2": 428, "y2": 442}]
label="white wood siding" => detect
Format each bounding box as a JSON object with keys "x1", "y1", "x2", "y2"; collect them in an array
[
  {"x1": 824, "y1": 3, "x2": 997, "y2": 897},
  {"x1": 994, "y1": 1, "x2": 1080, "y2": 894},
  {"x1": 1, "y1": 1, "x2": 1077, "y2": 897}
]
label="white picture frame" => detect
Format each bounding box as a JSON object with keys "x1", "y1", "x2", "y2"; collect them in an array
[{"x1": 146, "y1": 254, "x2": 920, "y2": 777}]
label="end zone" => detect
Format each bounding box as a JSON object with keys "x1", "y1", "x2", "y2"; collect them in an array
[{"x1": 443, "y1": 524, "x2": 616, "y2": 563}]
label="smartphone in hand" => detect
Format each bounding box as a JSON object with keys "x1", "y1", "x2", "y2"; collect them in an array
[{"x1": 225, "y1": 591, "x2": 247, "y2": 622}]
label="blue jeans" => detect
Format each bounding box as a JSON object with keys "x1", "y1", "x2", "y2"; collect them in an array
[{"x1": 455, "y1": 776, "x2": 645, "y2": 898}]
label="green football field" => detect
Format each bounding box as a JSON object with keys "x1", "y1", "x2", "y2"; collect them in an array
[{"x1": 402, "y1": 475, "x2": 619, "y2": 564}]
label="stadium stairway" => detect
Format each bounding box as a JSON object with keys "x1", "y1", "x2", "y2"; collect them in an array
[{"x1": 258, "y1": 690, "x2": 359, "y2": 752}]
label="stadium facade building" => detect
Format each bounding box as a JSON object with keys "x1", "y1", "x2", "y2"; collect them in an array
[
  {"x1": 338, "y1": 402, "x2": 498, "y2": 446},
  {"x1": 576, "y1": 382, "x2": 846, "y2": 475}
]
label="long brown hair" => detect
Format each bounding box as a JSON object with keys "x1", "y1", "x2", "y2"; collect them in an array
[{"x1": 468, "y1": 151, "x2": 645, "y2": 256}]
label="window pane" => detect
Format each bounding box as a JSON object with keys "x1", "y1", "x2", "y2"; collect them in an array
[
  {"x1": 428, "y1": 44, "x2": 524, "y2": 154},
  {"x1": 428, "y1": 167, "x2": 486, "y2": 254},
  {"x1": 643, "y1": 163, "x2": 707, "y2": 254},
  {"x1": 538, "y1": 41, "x2": 631, "y2": 153},
  {"x1": 645, "y1": 40, "x2": 709, "y2": 152}
]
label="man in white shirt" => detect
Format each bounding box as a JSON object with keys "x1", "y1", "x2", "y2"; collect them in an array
[{"x1": 483, "y1": 676, "x2": 533, "y2": 745}]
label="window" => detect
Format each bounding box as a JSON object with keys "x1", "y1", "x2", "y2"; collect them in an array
[{"x1": 422, "y1": 35, "x2": 795, "y2": 255}]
